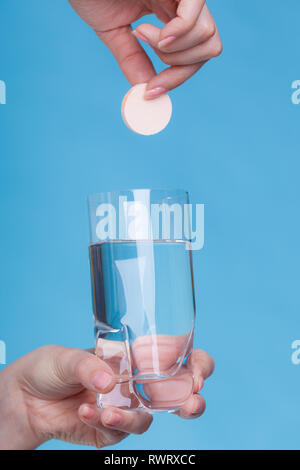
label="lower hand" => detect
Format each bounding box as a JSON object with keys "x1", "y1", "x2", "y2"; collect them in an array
[{"x1": 0, "y1": 345, "x2": 214, "y2": 449}]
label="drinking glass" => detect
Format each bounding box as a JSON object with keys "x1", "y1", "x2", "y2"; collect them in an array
[{"x1": 88, "y1": 189, "x2": 196, "y2": 412}]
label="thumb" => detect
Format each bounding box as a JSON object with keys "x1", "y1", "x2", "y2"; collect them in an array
[
  {"x1": 52, "y1": 347, "x2": 115, "y2": 395},
  {"x1": 97, "y1": 25, "x2": 156, "y2": 85},
  {"x1": 20, "y1": 346, "x2": 115, "y2": 399}
]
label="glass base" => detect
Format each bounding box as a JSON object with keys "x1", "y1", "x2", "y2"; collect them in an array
[{"x1": 96, "y1": 370, "x2": 194, "y2": 413}]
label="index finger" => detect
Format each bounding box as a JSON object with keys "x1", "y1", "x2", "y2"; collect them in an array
[{"x1": 79, "y1": 404, "x2": 153, "y2": 435}]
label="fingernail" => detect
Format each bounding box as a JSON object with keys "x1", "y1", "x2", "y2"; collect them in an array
[
  {"x1": 92, "y1": 371, "x2": 113, "y2": 391},
  {"x1": 192, "y1": 398, "x2": 203, "y2": 415},
  {"x1": 144, "y1": 87, "x2": 166, "y2": 100},
  {"x1": 104, "y1": 411, "x2": 122, "y2": 426},
  {"x1": 81, "y1": 405, "x2": 94, "y2": 420},
  {"x1": 158, "y1": 36, "x2": 176, "y2": 49},
  {"x1": 132, "y1": 30, "x2": 149, "y2": 44},
  {"x1": 195, "y1": 376, "x2": 204, "y2": 393}
]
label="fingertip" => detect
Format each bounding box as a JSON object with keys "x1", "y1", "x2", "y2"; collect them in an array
[
  {"x1": 175, "y1": 394, "x2": 206, "y2": 419},
  {"x1": 194, "y1": 375, "x2": 204, "y2": 393},
  {"x1": 159, "y1": 21, "x2": 182, "y2": 44},
  {"x1": 76, "y1": 354, "x2": 115, "y2": 393},
  {"x1": 132, "y1": 29, "x2": 149, "y2": 44},
  {"x1": 157, "y1": 36, "x2": 177, "y2": 52},
  {"x1": 135, "y1": 23, "x2": 161, "y2": 46},
  {"x1": 187, "y1": 349, "x2": 215, "y2": 381},
  {"x1": 102, "y1": 409, "x2": 123, "y2": 427},
  {"x1": 192, "y1": 395, "x2": 206, "y2": 417},
  {"x1": 91, "y1": 370, "x2": 115, "y2": 393},
  {"x1": 144, "y1": 86, "x2": 167, "y2": 100},
  {"x1": 102, "y1": 408, "x2": 153, "y2": 435},
  {"x1": 79, "y1": 404, "x2": 95, "y2": 421},
  {"x1": 146, "y1": 63, "x2": 204, "y2": 97}
]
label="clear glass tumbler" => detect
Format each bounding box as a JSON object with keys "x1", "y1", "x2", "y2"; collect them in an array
[{"x1": 88, "y1": 189, "x2": 196, "y2": 412}]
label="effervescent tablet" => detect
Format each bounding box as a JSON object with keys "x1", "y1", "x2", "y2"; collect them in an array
[{"x1": 121, "y1": 83, "x2": 172, "y2": 135}]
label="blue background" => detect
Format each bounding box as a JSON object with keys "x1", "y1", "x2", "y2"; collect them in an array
[{"x1": 1, "y1": 0, "x2": 300, "y2": 450}]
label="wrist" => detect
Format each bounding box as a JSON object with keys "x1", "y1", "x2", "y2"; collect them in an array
[{"x1": 0, "y1": 365, "x2": 46, "y2": 450}]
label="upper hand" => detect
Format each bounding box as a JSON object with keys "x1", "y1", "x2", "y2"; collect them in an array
[{"x1": 68, "y1": 0, "x2": 222, "y2": 99}]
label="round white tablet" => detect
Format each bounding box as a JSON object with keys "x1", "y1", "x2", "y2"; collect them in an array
[{"x1": 121, "y1": 83, "x2": 172, "y2": 135}]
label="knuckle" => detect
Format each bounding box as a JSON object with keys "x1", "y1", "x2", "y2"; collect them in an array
[
  {"x1": 184, "y1": 19, "x2": 195, "y2": 33},
  {"x1": 193, "y1": 349, "x2": 209, "y2": 362},
  {"x1": 52, "y1": 348, "x2": 76, "y2": 383},
  {"x1": 201, "y1": 21, "x2": 216, "y2": 41},
  {"x1": 159, "y1": 53, "x2": 174, "y2": 66},
  {"x1": 75, "y1": 354, "x2": 95, "y2": 379},
  {"x1": 120, "y1": 49, "x2": 145, "y2": 68},
  {"x1": 36, "y1": 344, "x2": 61, "y2": 356}
]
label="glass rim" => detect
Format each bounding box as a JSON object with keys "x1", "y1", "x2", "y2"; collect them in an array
[{"x1": 87, "y1": 187, "x2": 189, "y2": 202}]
